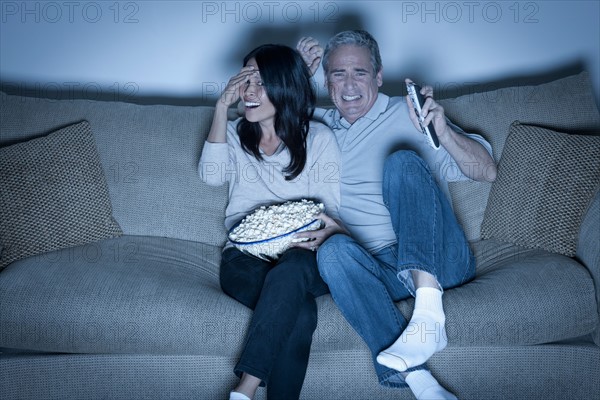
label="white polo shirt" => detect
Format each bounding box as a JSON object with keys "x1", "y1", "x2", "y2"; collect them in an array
[{"x1": 314, "y1": 93, "x2": 492, "y2": 253}]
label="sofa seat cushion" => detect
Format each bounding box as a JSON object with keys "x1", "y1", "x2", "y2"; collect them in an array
[
  {"x1": 317, "y1": 240, "x2": 597, "y2": 350},
  {"x1": 315, "y1": 238, "x2": 599, "y2": 350},
  {"x1": 395, "y1": 239, "x2": 598, "y2": 346},
  {"x1": 0, "y1": 235, "x2": 247, "y2": 355},
  {"x1": 0, "y1": 234, "x2": 367, "y2": 356},
  {"x1": 1, "y1": 237, "x2": 596, "y2": 355}
]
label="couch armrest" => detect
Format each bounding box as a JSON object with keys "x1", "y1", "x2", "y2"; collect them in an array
[{"x1": 576, "y1": 189, "x2": 600, "y2": 346}]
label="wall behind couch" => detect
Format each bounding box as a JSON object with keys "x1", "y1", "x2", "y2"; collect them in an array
[{"x1": 1, "y1": 0, "x2": 599, "y2": 106}]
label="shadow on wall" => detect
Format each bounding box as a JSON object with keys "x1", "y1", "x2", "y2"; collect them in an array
[
  {"x1": 0, "y1": 10, "x2": 593, "y2": 108},
  {"x1": 384, "y1": 60, "x2": 589, "y2": 101}
]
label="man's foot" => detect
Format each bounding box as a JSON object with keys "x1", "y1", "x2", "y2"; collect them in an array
[
  {"x1": 405, "y1": 370, "x2": 457, "y2": 400},
  {"x1": 376, "y1": 287, "x2": 447, "y2": 371}
]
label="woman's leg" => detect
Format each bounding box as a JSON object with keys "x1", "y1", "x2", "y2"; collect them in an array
[
  {"x1": 265, "y1": 293, "x2": 319, "y2": 400},
  {"x1": 220, "y1": 248, "x2": 273, "y2": 399},
  {"x1": 222, "y1": 247, "x2": 327, "y2": 399},
  {"x1": 237, "y1": 248, "x2": 327, "y2": 399},
  {"x1": 220, "y1": 247, "x2": 271, "y2": 310}
]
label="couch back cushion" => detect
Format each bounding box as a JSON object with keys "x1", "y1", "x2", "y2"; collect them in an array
[
  {"x1": 2, "y1": 72, "x2": 598, "y2": 245},
  {"x1": 0, "y1": 95, "x2": 228, "y2": 246},
  {"x1": 439, "y1": 71, "x2": 600, "y2": 241}
]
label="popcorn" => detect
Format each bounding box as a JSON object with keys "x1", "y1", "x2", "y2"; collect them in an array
[{"x1": 229, "y1": 199, "x2": 324, "y2": 260}]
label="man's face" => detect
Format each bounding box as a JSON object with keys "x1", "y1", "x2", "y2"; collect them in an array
[{"x1": 325, "y1": 45, "x2": 383, "y2": 124}]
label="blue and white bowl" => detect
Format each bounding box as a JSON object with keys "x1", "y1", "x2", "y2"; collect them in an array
[
  {"x1": 228, "y1": 200, "x2": 324, "y2": 260},
  {"x1": 229, "y1": 218, "x2": 322, "y2": 261}
]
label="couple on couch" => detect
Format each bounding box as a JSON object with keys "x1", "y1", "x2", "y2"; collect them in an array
[{"x1": 198, "y1": 30, "x2": 497, "y2": 400}]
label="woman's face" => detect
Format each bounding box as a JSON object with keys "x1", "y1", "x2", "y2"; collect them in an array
[{"x1": 240, "y1": 58, "x2": 277, "y2": 125}]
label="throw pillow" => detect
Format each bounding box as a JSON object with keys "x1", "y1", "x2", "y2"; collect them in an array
[
  {"x1": 480, "y1": 122, "x2": 600, "y2": 256},
  {"x1": 0, "y1": 120, "x2": 123, "y2": 269}
]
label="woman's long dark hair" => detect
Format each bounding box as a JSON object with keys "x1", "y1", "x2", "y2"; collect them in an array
[{"x1": 237, "y1": 44, "x2": 315, "y2": 180}]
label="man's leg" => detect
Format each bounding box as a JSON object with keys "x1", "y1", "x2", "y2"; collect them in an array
[
  {"x1": 383, "y1": 150, "x2": 474, "y2": 293},
  {"x1": 377, "y1": 150, "x2": 475, "y2": 374},
  {"x1": 317, "y1": 234, "x2": 419, "y2": 388}
]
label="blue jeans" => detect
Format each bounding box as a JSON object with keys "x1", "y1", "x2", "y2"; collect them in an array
[
  {"x1": 317, "y1": 150, "x2": 475, "y2": 388},
  {"x1": 220, "y1": 247, "x2": 329, "y2": 400}
]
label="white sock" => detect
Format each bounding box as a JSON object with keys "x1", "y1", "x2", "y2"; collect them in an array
[
  {"x1": 229, "y1": 392, "x2": 251, "y2": 400},
  {"x1": 405, "y1": 370, "x2": 457, "y2": 400},
  {"x1": 377, "y1": 287, "x2": 447, "y2": 371}
]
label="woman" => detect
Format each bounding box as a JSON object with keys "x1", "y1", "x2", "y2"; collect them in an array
[{"x1": 198, "y1": 44, "x2": 344, "y2": 400}]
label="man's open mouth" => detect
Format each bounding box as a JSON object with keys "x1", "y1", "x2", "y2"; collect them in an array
[{"x1": 342, "y1": 95, "x2": 362, "y2": 101}]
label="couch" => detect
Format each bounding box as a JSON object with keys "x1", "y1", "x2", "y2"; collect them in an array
[{"x1": 1, "y1": 71, "x2": 599, "y2": 400}]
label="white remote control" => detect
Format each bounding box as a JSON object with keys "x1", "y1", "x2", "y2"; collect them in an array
[{"x1": 407, "y1": 82, "x2": 440, "y2": 150}]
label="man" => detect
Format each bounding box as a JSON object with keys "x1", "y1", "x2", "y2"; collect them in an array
[{"x1": 294, "y1": 30, "x2": 496, "y2": 399}]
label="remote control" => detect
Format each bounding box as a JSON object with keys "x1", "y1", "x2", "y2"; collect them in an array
[{"x1": 406, "y1": 82, "x2": 440, "y2": 150}]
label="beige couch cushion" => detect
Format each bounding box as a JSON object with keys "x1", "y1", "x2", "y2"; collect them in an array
[
  {"x1": 0, "y1": 121, "x2": 122, "y2": 269},
  {"x1": 480, "y1": 122, "x2": 600, "y2": 256}
]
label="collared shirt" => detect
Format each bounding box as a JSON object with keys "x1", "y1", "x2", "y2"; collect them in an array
[{"x1": 314, "y1": 93, "x2": 492, "y2": 253}]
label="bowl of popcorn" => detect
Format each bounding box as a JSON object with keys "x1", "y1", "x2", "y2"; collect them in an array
[{"x1": 228, "y1": 199, "x2": 324, "y2": 260}]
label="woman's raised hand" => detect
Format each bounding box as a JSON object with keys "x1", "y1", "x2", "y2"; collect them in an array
[
  {"x1": 208, "y1": 66, "x2": 257, "y2": 143},
  {"x1": 219, "y1": 66, "x2": 258, "y2": 109}
]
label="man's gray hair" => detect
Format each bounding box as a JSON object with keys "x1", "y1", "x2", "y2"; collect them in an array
[{"x1": 322, "y1": 30, "x2": 383, "y2": 75}]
